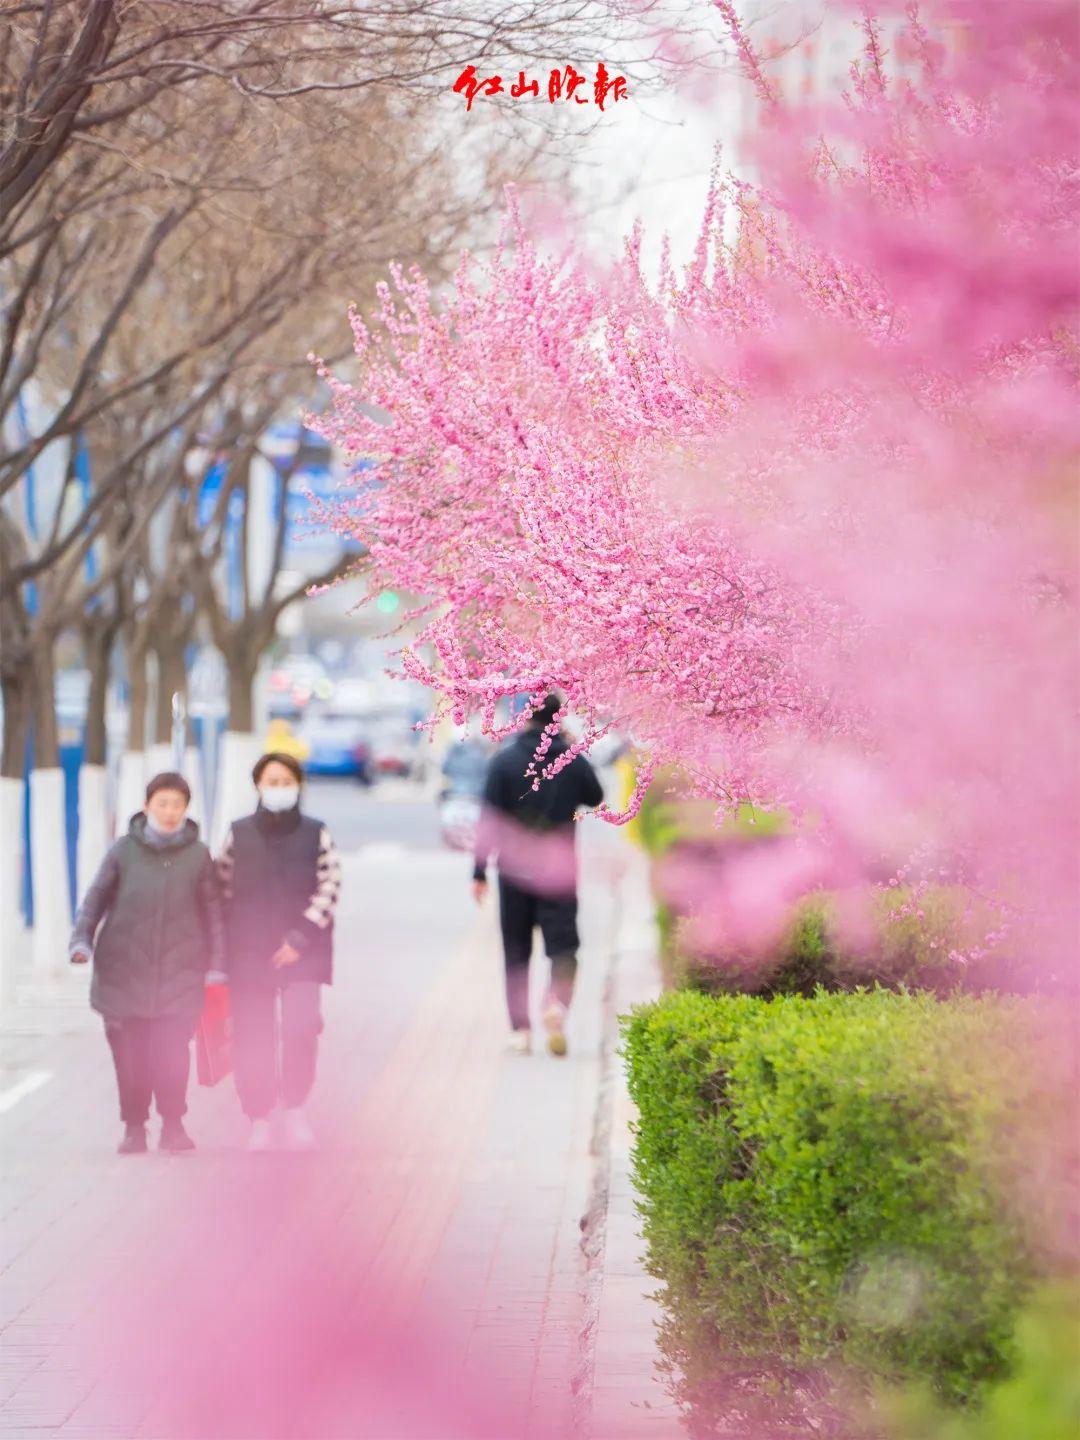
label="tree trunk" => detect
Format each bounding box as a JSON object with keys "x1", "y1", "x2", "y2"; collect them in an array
[
  {"x1": 226, "y1": 650, "x2": 258, "y2": 733},
  {"x1": 83, "y1": 617, "x2": 116, "y2": 767},
  {"x1": 31, "y1": 642, "x2": 59, "y2": 769},
  {"x1": 0, "y1": 581, "x2": 33, "y2": 779},
  {"x1": 211, "y1": 636, "x2": 263, "y2": 850},
  {"x1": 127, "y1": 638, "x2": 149, "y2": 752},
  {"x1": 78, "y1": 613, "x2": 119, "y2": 899},
  {"x1": 152, "y1": 637, "x2": 188, "y2": 746},
  {"x1": 116, "y1": 630, "x2": 150, "y2": 832},
  {"x1": 0, "y1": 666, "x2": 32, "y2": 779}
]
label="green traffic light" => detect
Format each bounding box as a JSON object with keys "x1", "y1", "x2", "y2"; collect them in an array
[{"x1": 376, "y1": 590, "x2": 400, "y2": 614}]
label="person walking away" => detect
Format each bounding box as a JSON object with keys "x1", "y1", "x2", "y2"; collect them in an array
[
  {"x1": 472, "y1": 695, "x2": 604, "y2": 1056},
  {"x1": 217, "y1": 752, "x2": 341, "y2": 1151},
  {"x1": 69, "y1": 773, "x2": 225, "y2": 1154}
]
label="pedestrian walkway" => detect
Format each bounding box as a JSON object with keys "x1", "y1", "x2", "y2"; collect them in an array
[{"x1": 0, "y1": 827, "x2": 683, "y2": 1440}]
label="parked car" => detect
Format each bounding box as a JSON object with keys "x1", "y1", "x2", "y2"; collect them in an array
[
  {"x1": 369, "y1": 721, "x2": 414, "y2": 778},
  {"x1": 298, "y1": 711, "x2": 371, "y2": 780}
]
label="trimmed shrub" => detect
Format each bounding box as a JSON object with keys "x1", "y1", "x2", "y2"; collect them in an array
[
  {"x1": 623, "y1": 989, "x2": 1056, "y2": 1430},
  {"x1": 887, "y1": 1284, "x2": 1080, "y2": 1440}
]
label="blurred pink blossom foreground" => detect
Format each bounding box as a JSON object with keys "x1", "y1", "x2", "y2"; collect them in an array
[{"x1": 314, "y1": 0, "x2": 1078, "y2": 979}]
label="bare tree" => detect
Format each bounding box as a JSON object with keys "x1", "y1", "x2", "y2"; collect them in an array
[
  {"x1": 0, "y1": 0, "x2": 673, "y2": 215},
  {"x1": 0, "y1": 0, "x2": 685, "y2": 475}
]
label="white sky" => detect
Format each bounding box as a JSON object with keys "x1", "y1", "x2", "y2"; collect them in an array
[
  {"x1": 425, "y1": 3, "x2": 757, "y2": 280},
  {"x1": 568, "y1": 76, "x2": 743, "y2": 274},
  {"x1": 437, "y1": 2, "x2": 863, "y2": 280}
]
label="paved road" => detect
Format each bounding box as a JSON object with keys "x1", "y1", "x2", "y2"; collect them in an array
[
  {"x1": 0, "y1": 794, "x2": 642, "y2": 1440},
  {"x1": 304, "y1": 777, "x2": 444, "y2": 854}
]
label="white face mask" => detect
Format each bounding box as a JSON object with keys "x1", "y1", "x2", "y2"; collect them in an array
[{"x1": 261, "y1": 785, "x2": 300, "y2": 813}]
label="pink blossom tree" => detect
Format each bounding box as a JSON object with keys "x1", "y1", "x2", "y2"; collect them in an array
[{"x1": 314, "y1": 0, "x2": 1078, "y2": 980}]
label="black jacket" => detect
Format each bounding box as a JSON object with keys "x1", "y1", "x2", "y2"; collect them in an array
[
  {"x1": 218, "y1": 807, "x2": 341, "y2": 987},
  {"x1": 473, "y1": 729, "x2": 604, "y2": 884},
  {"x1": 69, "y1": 814, "x2": 225, "y2": 1022}
]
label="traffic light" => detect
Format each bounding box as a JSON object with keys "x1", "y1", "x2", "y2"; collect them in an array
[{"x1": 375, "y1": 589, "x2": 400, "y2": 615}]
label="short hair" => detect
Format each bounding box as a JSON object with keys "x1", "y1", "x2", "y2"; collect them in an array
[
  {"x1": 252, "y1": 751, "x2": 304, "y2": 786},
  {"x1": 146, "y1": 771, "x2": 191, "y2": 804},
  {"x1": 526, "y1": 692, "x2": 563, "y2": 730}
]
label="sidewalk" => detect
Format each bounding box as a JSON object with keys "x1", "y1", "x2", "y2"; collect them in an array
[{"x1": 0, "y1": 832, "x2": 681, "y2": 1439}]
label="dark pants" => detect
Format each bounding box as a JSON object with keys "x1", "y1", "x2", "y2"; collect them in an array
[
  {"x1": 230, "y1": 982, "x2": 323, "y2": 1120},
  {"x1": 104, "y1": 1017, "x2": 192, "y2": 1126},
  {"x1": 497, "y1": 878, "x2": 579, "y2": 1031}
]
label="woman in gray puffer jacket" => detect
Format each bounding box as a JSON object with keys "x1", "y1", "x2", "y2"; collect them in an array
[{"x1": 69, "y1": 772, "x2": 225, "y2": 1155}]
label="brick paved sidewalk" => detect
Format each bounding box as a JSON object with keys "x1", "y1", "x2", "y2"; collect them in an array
[{"x1": 0, "y1": 835, "x2": 678, "y2": 1440}]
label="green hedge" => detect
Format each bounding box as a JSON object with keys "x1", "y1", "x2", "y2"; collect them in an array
[
  {"x1": 887, "y1": 1284, "x2": 1080, "y2": 1440},
  {"x1": 623, "y1": 989, "x2": 1051, "y2": 1428}
]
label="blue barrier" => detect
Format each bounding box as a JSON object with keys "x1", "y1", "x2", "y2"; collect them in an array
[{"x1": 61, "y1": 742, "x2": 81, "y2": 913}]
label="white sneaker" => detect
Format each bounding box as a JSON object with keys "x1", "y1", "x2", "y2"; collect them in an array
[
  {"x1": 248, "y1": 1117, "x2": 274, "y2": 1152},
  {"x1": 508, "y1": 1029, "x2": 532, "y2": 1055},
  {"x1": 280, "y1": 1106, "x2": 316, "y2": 1149}
]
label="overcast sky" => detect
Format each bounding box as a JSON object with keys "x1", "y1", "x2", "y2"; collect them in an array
[
  {"x1": 429, "y1": 4, "x2": 861, "y2": 279},
  {"x1": 570, "y1": 69, "x2": 745, "y2": 273}
]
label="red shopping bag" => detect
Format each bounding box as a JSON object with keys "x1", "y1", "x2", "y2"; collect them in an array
[{"x1": 196, "y1": 983, "x2": 232, "y2": 1086}]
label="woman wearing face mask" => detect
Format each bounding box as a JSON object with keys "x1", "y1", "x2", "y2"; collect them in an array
[
  {"x1": 69, "y1": 772, "x2": 225, "y2": 1155},
  {"x1": 216, "y1": 752, "x2": 341, "y2": 1151}
]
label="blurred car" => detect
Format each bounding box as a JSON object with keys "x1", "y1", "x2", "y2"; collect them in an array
[
  {"x1": 369, "y1": 722, "x2": 414, "y2": 778},
  {"x1": 352, "y1": 737, "x2": 374, "y2": 785},
  {"x1": 298, "y1": 711, "x2": 371, "y2": 780}
]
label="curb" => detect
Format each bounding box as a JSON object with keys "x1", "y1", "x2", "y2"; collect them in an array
[{"x1": 576, "y1": 845, "x2": 683, "y2": 1439}]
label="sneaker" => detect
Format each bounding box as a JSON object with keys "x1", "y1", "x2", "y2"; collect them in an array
[
  {"x1": 247, "y1": 1117, "x2": 274, "y2": 1152},
  {"x1": 159, "y1": 1120, "x2": 196, "y2": 1153},
  {"x1": 280, "y1": 1106, "x2": 316, "y2": 1150},
  {"x1": 508, "y1": 1028, "x2": 532, "y2": 1055},
  {"x1": 117, "y1": 1124, "x2": 148, "y2": 1155},
  {"x1": 542, "y1": 999, "x2": 568, "y2": 1058}
]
